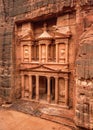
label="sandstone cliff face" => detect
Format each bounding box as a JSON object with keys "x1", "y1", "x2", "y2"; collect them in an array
[
  {"x1": 0, "y1": 0, "x2": 93, "y2": 129},
  {"x1": 0, "y1": 0, "x2": 13, "y2": 99},
  {"x1": 0, "y1": 0, "x2": 77, "y2": 101},
  {"x1": 75, "y1": 14, "x2": 93, "y2": 129}
]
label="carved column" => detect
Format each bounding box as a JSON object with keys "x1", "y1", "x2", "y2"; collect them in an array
[
  {"x1": 56, "y1": 43, "x2": 59, "y2": 63},
  {"x1": 21, "y1": 45, "x2": 23, "y2": 63},
  {"x1": 39, "y1": 44, "x2": 41, "y2": 62},
  {"x1": 30, "y1": 45, "x2": 32, "y2": 62},
  {"x1": 29, "y1": 75, "x2": 32, "y2": 99},
  {"x1": 21, "y1": 74, "x2": 24, "y2": 98},
  {"x1": 65, "y1": 77, "x2": 68, "y2": 106},
  {"x1": 36, "y1": 75, "x2": 39, "y2": 100},
  {"x1": 46, "y1": 44, "x2": 48, "y2": 63},
  {"x1": 55, "y1": 76, "x2": 59, "y2": 104},
  {"x1": 29, "y1": 44, "x2": 31, "y2": 62},
  {"x1": 47, "y1": 76, "x2": 50, "y2": 103},
  {"x1": 35, "y1": 45, "x2": 37, "y2": 60},
  {"x1": 65, "y1": 41, "x2": 68, "y2": 63}
]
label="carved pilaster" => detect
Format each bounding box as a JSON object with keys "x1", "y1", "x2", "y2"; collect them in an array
[
  {"x1": 28, "y1": 44, "x2": 31, "y2": 62},
  {"x1": 36, "y1": 75, "x2": 39, "y2": 100},
  {"x1": 55, "y1": 76, "x2": 59, "y2": 104},
  {"x1": 21, "y1": 45, "x2": 23, "y2": 63},
  {"x1": 21, "y1": 74, "x2": 24, "y2": 98},
  {"x1": 46, "y1": 44, "x2": 48, "y2": 63},
  {"x1": 29, "y1": 75, "x2": 32, "y2": 99},
  {"x1": 47, "y1": 76, "x2": 50, "y2": 103},
  {"x1": 65, "y1": 41, "x2": 68, "y2": 64},
  {"x1": 65, "y1": 77, "x2": 69, "y2": 106},
  {"x1": 39, "y1": 44, "x2": 40, "y2": 62},
  {"x1": 56, "y1": 43, "x2": 59, "y2": 63}
]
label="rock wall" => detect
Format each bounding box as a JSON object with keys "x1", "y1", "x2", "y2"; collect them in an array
[
  {"x1": 0, "y1": 0, "x2": 77, "y2": 101},
  {"x1": 75, "y1": 6, "x2": 93, "y2": 129},
  {"x1": 0, "y1": 0, "x2": 93, "y2": 129},
  {"x1": 0, "y1": 0, "x2": 12, "y2": 99}
]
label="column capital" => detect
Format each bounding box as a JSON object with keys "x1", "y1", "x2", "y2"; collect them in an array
[
  {"x1": 46, "y1": 44, "x2": 48, "y2": 46},
  {"x1": 21, "y1": 44, "x2": 23, "y2": 47},
  {"x1": 56, "y1": 43, "x2": 59, "y2": 44},
  {"x1": 28, "y1": 74, "x2": 32, "y2": 77},
  {"x1": 36, "y1": 74, "x2": 39, "y2": 77},
  {"x1": 28, "y1": 43, "x2": 31, "y2": 46},
  {"x1": 54, "y1": 76, "x2": 59, "y2": 79},
  {"x1": 64, "y1": 76, "x2": 68, "y2": 80},
  {"x1": 20, "y1": 74, "x2": 24, "y2": 76},
  {"x1": 47, "y1": 76, "x2": 50, "y2": 79}
]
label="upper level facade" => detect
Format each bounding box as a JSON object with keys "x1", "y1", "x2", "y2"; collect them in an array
[{"x1": 15, "y1": 17, "x2": 71, "y2": 73}]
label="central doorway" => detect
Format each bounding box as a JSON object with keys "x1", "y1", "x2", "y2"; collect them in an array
[
  {"x1": 39, "y1": 76, "x2": 47, "y2": 101},
  {"x1": 32, "y1": 76, "x2": 36, "y2": 99},
  {"x1": 50, "y1": 77, "x2": 55, "y2": 103}
]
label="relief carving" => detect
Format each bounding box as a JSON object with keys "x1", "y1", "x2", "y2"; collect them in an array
[
  {"x1": 0, "y1": 66, "x2": 10, "y2": 76},
  {"x1": 16, "y1": 20, "x2": 70, "y2": 109},
  {"x1": 23, "y1": 46, "x2": 29, "y2": 62}
]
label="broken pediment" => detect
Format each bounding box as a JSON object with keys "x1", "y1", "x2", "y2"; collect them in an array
[
  {"x1": 52, "y1": 26, "x2": 71, "y2": 38},
  {"x1": 17, "y1": 29, "x2": 34, "y2": 41}
]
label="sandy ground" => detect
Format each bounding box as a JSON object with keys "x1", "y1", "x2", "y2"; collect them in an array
[{"x1": 0, "y1": 109, "x2": 71, "y2": 130}]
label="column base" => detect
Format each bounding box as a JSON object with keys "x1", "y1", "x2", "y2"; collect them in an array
[
  {"x1": 22, "y1": 91, "x2": 25, "y2": 98},
  {"x1": 29, "y1": 92, "x2": 32, "y2": 99},
  {"x1": 36, "y1": 95, "x2": 39, "y2": 101},
  {"x1": 47, "y1": 95, "x2": 51, "y2": 103},
  {"x1": 55, "y1": 100, "x2": 58, "y2": 104}
]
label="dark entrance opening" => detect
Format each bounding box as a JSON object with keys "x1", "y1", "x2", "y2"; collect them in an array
[
  {"x1": 50, "y1": 77, "x2": 55, "y2": 103},
  {"x1": 32, "y1": 75, "x2": 36, "y2": 99},
  {"x1": 39, "y1": 76, "x2": 47, "y2": 101}
]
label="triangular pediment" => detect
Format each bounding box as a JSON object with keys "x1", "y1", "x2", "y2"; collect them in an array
[
  {"x1": 18, "y1": 30, "x2": 34, "y2": 41},
  {"x1": 28, "y1": 65, "x2": 56, "y2": 72}
]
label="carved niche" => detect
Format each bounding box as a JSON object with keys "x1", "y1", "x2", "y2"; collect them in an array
[
  {"x1": 23, "y1": 45, "x2": 29, "y2": 62},
  {"x1": 58, "y1": 43, "x2": 66, "y2": 63}
]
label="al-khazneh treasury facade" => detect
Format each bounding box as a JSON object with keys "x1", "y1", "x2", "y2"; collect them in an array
[
  {"x1": 0, "y1": 0, "x2": 93, "y2": 129},
  {"x1": 15, "y1": 20, "x2": 71, "y2": 107}
]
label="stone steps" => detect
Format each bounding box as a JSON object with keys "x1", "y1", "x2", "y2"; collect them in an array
[
  {"x1": 40, "y1": 114, "x2": 76, "y2": 130},
  {"x1": 9, "y1": 99, "x2": 76, "y2": 129}
]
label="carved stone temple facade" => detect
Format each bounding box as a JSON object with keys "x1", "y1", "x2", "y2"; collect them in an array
[
  {"x1": 16, "y1": 21, "x2": 71, "y2": 107},
  {"x1": 0, "y1": 0, "x2": 93, "y2": 129}
]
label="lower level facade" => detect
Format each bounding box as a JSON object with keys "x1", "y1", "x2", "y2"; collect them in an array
[{"x1": 21, "y1": 69, "x2": 69, "y2": 107}]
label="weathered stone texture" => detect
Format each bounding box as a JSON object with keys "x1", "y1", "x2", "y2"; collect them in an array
[
  {"x1": 0, "y1": 0, "x2": 93, "y2": 129},
  {"x1": 75, "y1": 10, "x2": 93, "y2": 129}
]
